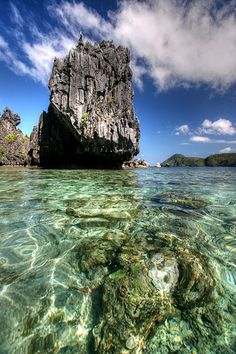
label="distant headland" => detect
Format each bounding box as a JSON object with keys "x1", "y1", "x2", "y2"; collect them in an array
[{"x1": 161, "y1": 153, "x2": 236, "y2": 167}]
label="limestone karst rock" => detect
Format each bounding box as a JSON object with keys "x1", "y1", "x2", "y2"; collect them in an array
[
  {"x1": 31, "y1": 36, "x2": 140, "y2": 168},
  {"x1": 0, "y1": 108, "x2": 29, "y2": 166}
]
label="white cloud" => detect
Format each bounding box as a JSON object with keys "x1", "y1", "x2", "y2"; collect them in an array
[
  {"x1": 112, "y1": 0, "x2": 236, "y2": 90},
  {"x1": 0, "y1": 36, "x2": 8, "y2": 49},
  {"x1": 21, "y1": 35, "x2": 75, "y2": 84},
  {"x1": 130, "y1": 61, "x2": 147, "y2": 90},
  {"x1": 0, "y1": 0, "x2": 236, "y2": 89},
  {"x1": 53, "y1": 2, "x2": 113, "y2": 39},
  {"x1": 178, "y1": 118, "x2": 236, "y2": 145},
  {"x1": 0, "y1": 34, "x2": 31, "y2": 77},
  {"x1": 200, "y1": 118, "x2": 236, "y2": 135},
  {"x1": 10, "y1": 2, "x2": 23, "y2": 27},
  {"x1": 219, "y1": 147, "x2": 234, "y2": 153},
  {"x1": 190, "y1": 136, "x2": 211, "y2": 142},
  {"x1": 175, "y1": 124, "x2": 189, "y2": 135},
  {"x1": 215, "y1": 139, "x2": 236, "y2": 144},
  {"x1": 190, "y1": 137, "x2": 236, "y2": 143}
]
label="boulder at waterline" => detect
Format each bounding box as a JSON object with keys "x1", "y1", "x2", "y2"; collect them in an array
[{"x1": 122, "y1": 159, "x2": 149, "y2": 169}]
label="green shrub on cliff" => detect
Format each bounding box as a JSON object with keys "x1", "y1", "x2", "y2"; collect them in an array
[
  {"x1": 4, "y1": 132, "x2": 18, "y2": 143},
  {"x1": 21, "y1": 135, "x2": 30, "y2": 143},
  {"x1": 108, "y1": 95, "x2": 113, "y2": 104},
  {"x1": 0, "y1": 145, "x2": 6, "y2": 157},
  {"x1": 80, "y1": 112, "x2": 89, "y2": 125}
]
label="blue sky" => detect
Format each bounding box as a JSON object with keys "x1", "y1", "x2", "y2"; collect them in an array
[{"x1": 0, "y1": 0, "x2": 236, "y2": 164}]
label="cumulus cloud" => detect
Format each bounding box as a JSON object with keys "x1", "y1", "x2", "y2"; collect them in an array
[
  {"x1": 0, "y1": 0, "x2": 236, "y2": 89},
  {"x1": 219, "y1": 147, "x2": 234, "y2": 153},
  {"x1": 175, "y1": 124, "x2": 190, "y2": 135},
  {"x1": 200, "y1": 118, "x2": 236, "y2": 135},
  {"x1": 113, "y1": 0, "x2": 236, "y2": 90},
  {"x1": 178, "y1": 118, "x2": 236, "y2": 146},
  {"x1": 190, "y1": 136, "x2": 211, "y2": 142}
]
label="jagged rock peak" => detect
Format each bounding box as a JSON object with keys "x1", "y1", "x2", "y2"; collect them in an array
[
  {"x1": 0, "y1": 108, "x2": 29, "y2": 166},
  {"x1": 36, "y1": 38, "x2": 140, "y2": 168},
  {"x1": 0, "y1": 108, "x2": 21, "y2": 129}
]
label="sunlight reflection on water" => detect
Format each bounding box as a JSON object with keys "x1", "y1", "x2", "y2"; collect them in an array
[{"x1": 0, "y1": 167, "x2": 235, "y2": 353}]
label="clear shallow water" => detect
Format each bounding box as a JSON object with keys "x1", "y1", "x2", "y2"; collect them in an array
[{"x1": 0, "y1": 167, "x2": 235, "y2": 354}]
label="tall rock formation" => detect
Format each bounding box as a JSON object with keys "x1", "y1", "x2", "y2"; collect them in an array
[
  {"x1": 31, "y1": 36, "x2": 140, "y2": 168},
  {"x1": 0, "y1": 108, "x2": 29, "y2": 166}
]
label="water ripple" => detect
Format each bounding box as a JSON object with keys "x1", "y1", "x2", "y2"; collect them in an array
[{"x1": 0, "y1": 167, "x2": 235, "y2": 353}]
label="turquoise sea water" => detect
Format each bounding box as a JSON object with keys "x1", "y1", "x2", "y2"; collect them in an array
[{"x1": 0, "y1": 167, "x2": 235, "y2": 354}]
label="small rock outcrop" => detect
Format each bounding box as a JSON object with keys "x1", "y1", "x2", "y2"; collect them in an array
[
  {"x1": 0, "y1": 108, "x2": 29, "y2": 166},
  {"x1": 31, "y1": 36, "x2": 140, "y2": 168},
  {"x1": 122, "y1": 159, "x2": 149, "y2": 169}
]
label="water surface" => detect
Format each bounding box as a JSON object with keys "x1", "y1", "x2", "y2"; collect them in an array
[{"x1": 0, "y1": 167, "x2": 235, "y2": 353}]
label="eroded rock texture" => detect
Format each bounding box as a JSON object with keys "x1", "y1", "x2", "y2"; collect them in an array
[
  {"x1": 0, "y1": 108, "x2": 29, "y2": 166},
  {"x1": 35, "y1": 36, "x2": 140, "y2": 168}
]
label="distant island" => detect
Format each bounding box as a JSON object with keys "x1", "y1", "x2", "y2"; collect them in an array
[{"x1": 161, "y1": 153, "x2": 236, "y2": 167}]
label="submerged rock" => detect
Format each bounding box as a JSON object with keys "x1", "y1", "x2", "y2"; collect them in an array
[
  {"x1": 71, "y1": 226, "x2": 228, "y2": 354},
  {"x1": 0, "y1": 108, "x2": 29, "y2": 166},
  {"x1": 148, "y1": 253, "x2": 179, "y2": 293},
  {"x1": 93, "y1": 250, "x2": 177, "y2": 353},
  {"x1": 31, "y1": 36, "x2": 140, "y2": 168}
]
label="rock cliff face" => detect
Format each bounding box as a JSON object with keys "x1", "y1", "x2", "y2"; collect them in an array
[
  {"x1": 0, "y1": 108, "x2": 29, "y2": 166},
  {"x1": 34, "y1": 36, "x2": 140, "y2": 168}
]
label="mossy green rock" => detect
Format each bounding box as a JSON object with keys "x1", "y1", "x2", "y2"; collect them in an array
[
  {"x1": 93, "y1": 247, "x2": 178, "y2": 353},
  {"x1": 64, "y1": 210, "x2": 232, "y2": 354}
]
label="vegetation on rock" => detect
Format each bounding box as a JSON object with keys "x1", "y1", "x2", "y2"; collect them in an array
[
  {"x1": 0, "y1": 145, "x2": 6, "y2": 157},
  {"x1": 205, "y1": 153, "x2": 236, "y2": 166},
  {"x1": 80, "y1": 112, "x2": 89, "y2": 125},
  {"x1": 61, "y1": 189, "x2": 234, "y2": 353},
  {"x1": 21, "y1": 135, "x2": 30, "y2": 143},
  {"x1": 0, "y1": 108, "x2": 29, "y2": 166},
  {"x1": 4, "y1": 132, "x2": 19, "y2": 143},
  {"x1": 162, "y1": 153, "x2": 236, "y2": 167}
]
